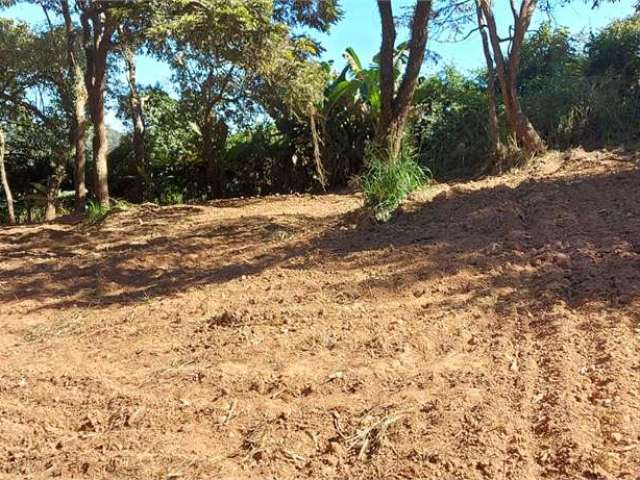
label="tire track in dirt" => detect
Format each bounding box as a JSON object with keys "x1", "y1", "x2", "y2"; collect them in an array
[
  {"x1": 569, "y1": 170, "x2": 640, "y2": 474},
  {"x1": 580, "y1": 307, "x2": 640, "y2": 479},
  {"x1": 515, "y1": 176, "x2": 597, "y2": 477},
  {"x1": 513, "y1": 168, "x2": 640, "y2": 478},
  {"x1": 558, "y1": 167, "x2": 640, "y2": 478},
  {"x1": 476, "y1": 298, "x2": 541, "y2": 480}
]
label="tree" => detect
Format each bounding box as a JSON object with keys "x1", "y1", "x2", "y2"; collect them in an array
[
  {"x1": 60, "y1": 0, "x2": 88, "y2": 212},
  {"x1": 75, "y1": 0, "x2": 151, "y2": 207},
  {"x1": 2, "y1": 0, "x2": 89, "y2": 212},
  {"x1": 476, "y1": 0, "x2": 546, "y2": 158},
  {"x1": 475, "y1": 0, "x2": 501, "y2": 162},
  {"x1": 586, "y1": 14, "x2": 640, "y2": 86},
  {"x1": 76, "y1": 0, "x2": 120, "y2": 207},
  {"x1": 118, "y1": 24, "x2": 146, "y2": 202},
  {"x1": 376, "y1": 0, "x2": 433, "y2": 160},
  {"x1": 150, "y1": 0, "x2": 340, "y2": 197},
  {"x1": 170, "y1": 49, "x2": 249, "y2": 197},
  {"x1": 0, "y1": 126, "x2": 15, "y2": 224},
  {"x1": 0, "y1": 17, "x2": 71, "y2": 221},
  {"x1": 2, "y1": 0, "x2": 341, "y2": 208}
]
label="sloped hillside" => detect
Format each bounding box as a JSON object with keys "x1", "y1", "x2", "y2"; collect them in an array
[{"x1": 1, "y1": 148, "x2": 639, "y2": 480}]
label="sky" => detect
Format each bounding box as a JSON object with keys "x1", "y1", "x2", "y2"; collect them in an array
[{"x1": 3, "y1": 0, "x2": 637, "y2": 128}]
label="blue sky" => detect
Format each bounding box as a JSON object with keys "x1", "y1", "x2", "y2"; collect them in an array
[
  {"x1": 320, "y1": 1, "x2": 636, "y2": 72},
  {"x1": 3, "y1": 0, "x2": 636, "y2": 128}
]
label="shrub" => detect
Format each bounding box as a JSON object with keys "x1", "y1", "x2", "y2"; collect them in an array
[
  {"x1": 412, "y1": 67, "x2": 491, "y2": 179},
  {"x1": 360, "y1": 144, "x2": 430, "y2": 222},
  {"x1": 586, "y1": 15, "x2": 640, "y2": 86},
  {"x1": 160, "y1": 186, "x2": 185, "y2": 205}
]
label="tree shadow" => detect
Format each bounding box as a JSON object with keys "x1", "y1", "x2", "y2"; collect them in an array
[
  {"x1": 1, "y1": 165, "x2": 638, "y2": 314},
  {"x1": 303, "y1": 165, "x2": 640, "y2": 313}
]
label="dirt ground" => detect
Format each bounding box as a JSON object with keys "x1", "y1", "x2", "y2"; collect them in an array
[{"x1": 1, "y1": 148, "x2": 640, "y2": 480}]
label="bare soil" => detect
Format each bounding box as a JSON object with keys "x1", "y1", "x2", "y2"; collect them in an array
[{"x1": 1, "y1": 148, "x2": 640, "y2": 480}]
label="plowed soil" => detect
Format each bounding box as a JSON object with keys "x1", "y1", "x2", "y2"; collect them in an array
[{"x1": 1, "y1": 148, "x2": 640, "y2": 479}]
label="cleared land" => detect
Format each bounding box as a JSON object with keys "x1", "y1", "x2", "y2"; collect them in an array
[{"x1": 1, "y1": 149, "x2": 639, "y2": 479}]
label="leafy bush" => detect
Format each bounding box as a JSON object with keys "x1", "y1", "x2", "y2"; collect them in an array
[
  {"x1": 586, "y1": 77, "x2": 640, "y2": 144},
  {"x1": 223, "y1": 123, "x2": 291, "y2": 196},
  {"x1": 160, "y1": 186, "x2": 185, "y2": 205},
  {"x1": 518, "y1": 24, "x2": 591, "y2": 147},
  {"x1": 360, "y1": 144, "x2": 430, "y2": 222},
  {"x1": 587, "y1": 15, "x2": 640, "y2": 86},
  {"x1": 520, "y1": 73, "x2": 592, "y2": 147},
  {"x1": 412, "y1": 67, "x2": 491, "y2": 179},
  {"x1": 110, "y1": 87, "x2": 201, "y2": 203}
]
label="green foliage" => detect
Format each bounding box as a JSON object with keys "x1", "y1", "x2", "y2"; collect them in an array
[
  {"x1": 519, "y1": 23, "x2": 584, "y2": 89},
  {"x1": 582, "y1": 77, "x2": 640, "y2": 144},
  {"x1": 86, "y1": 200, "x2": 110, "y2": 225},
  {"x1": 412, "y1": 67, "x2": 490, "y2": 179},
  {"x1": 223, "y1": 123, "x2": 288, "y2": 196},
  {"x1": 581, "y1": 15, "x2": 640, "y2": 144},
  {"x1": 160, "y1": 186, "x2": 185, "y2": 206},
  {"x1": 324, "y1": 44, "x2": 408, "y2": 127},
  {"x1": 518, "y1": 24, "x2": 590, "y2": 146},
  {"x1": 518, "y1": 20, "x2": 640, "y2": 147},
  {"x1": 111, "y1": 87, "x2": 200, "y2": 202},
  {"x1": 587, "y1": 15, "x2": 640, "y2": 86},
  {"x1": 360, "y1": 144, "x2": 430, "y2": 222},
  {"x1": 3, "y1": 5, "x2": 640, "y2": 226},
  {"x1": 85, "y1": 198, "x2": 131, "y2": 224}
]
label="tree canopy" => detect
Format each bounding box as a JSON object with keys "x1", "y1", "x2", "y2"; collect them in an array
[{"x1": 0, "y1": 0, "x2": 638, "y2": 224}]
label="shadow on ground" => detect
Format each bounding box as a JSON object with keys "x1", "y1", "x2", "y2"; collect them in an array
[{"x1": 1, "y1": 166, "x2": 638, "y2": 313}]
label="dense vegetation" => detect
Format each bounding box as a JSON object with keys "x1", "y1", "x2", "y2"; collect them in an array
[{"x1": 0, "y1": 0, "x2": 638, "y2": 224}]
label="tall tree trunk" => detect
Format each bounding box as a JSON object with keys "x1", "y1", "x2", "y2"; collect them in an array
[
  {"x1": 45, "y1": 155, "x2": 65, "y2": 221},
  {"x1": 308, "y1": 107, "x2": 327, "y2": 189},
  {"x1": 203, "y1": 125, "x2": 218, "y2": 197},
  {"x1": 203, "y1": 118, "x2": 228, "y2": 198},
  {"x1": 504, "y1": 84, "x2": 544, "y2": 155},
  {"x1": 377, "y1": 0, "x2": 432, "y2": 160},
  {"x1": 377, "y1": 0, "x2": 396, "y2": 145},
  {"x1": 0, "y1": 128, "x2": 15, "y2": 225},
  {"x1": 479, "y1": 0, "x2": 545, "y2": 160},
  {"x1": 90, "y1": 79, "x2": 109, "y2": 207},
  {"x1": 476, "y1": 0, "x2": 501, "y2": 166},
  {"x1": 72, "y1": 70, "x2": 88, "y2": 211},
  {"x1": 121, "y1": 40, "x2": 146, "y2": 203},
  {"x1": 80, "y1": 6, "x2": 113, "y2": 208},
  {"x1": 61, "y1": 0, "x2": 88, "y2": 212}
]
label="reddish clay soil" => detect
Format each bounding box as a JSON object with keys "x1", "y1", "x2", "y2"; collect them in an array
[{"x1": 1, "y1": 148, "x2": 640, "y2": 480}]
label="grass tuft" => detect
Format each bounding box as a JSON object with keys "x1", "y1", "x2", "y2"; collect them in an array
[
  {"x1": 360, "y1": 144, "x2": 430, "y2": 221},
  {"x1": 86, "y1": 201, "x2": 110, "y2": 225}
]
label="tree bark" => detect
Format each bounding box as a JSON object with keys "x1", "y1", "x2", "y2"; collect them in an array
[
  {"x1": 476, "y1": 0, "x2": 501, "y2": 165},
  {"x1": 72, "y1": 70, "x2": 88, "y2": 211},
  {"x1": 309, "y1": 106, "x2": 327, "y2": 189},
  {"x1": 377, "y1": 0, "x2": 432, "y2": 160},
  {"x1": 121, "y1": 38, "x2": 146, "y2": 202},
  {"x1": 89, "y1": 72, "x2": 109, "y2": 207},
  {"x1": 0, "y1": 128, "x2": 15, "y2": 225},
  {"x1": 79, "y1": 3, "x2": 114, "y2": 208},
  {"x1": 377, "y1": 0, "x2": 396, "y2": 143},
  {"x1": 203, "y1": 119, "x2": 228, "y2": 198},
  {"x1": 61, "y1": 0, "x2": 88, "y2": 212},
  {"x1": 203, "y1": 125, "x2": 215, "y2": 192},
  {"x1": 45, "y1": 156, "x2": 65, "y2": 221},
  {"x1": 479, "y1": 0, "x2": 545, "y2": 159}
]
